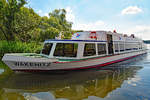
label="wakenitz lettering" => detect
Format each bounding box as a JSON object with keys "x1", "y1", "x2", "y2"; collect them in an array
[{"x1": 14, "y1": 62, "x2": 51, "y2": 67}]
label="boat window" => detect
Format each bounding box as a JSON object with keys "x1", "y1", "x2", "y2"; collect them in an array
[
  {"x1": 84, "y1": 43, "x2": 96, "y2": 56},
  {"x1": 54, "y1": 43, "x2": 78, "y2": 57},
  {"x1": 97, "y1": 43, "x2": 106, "y2": 55},
  {"x1": 125, "y1": 43, "x2": 131, "y2": 51},
  {"x1": 139, "y1": 43, "x2": 142, "y2": 49},
  {"x1": 130, "y1": 43, "x2": 136, "y2": 50},
  {"x1": 119, "y1": 43, "x2": 124, "y2": 52},
  {"x1": 114, "y1": 43, "x2": 119, "y2": 52},
  {"x1": 41, "y1": 43, "x2": 53, "y2": 56}
]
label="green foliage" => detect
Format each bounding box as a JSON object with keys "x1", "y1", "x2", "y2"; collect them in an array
[
  {"x1": 0, "y1": 1, "x2": 73, "y2": 42},
  {"x1": 40, "y1": 27, "x2": 59, "y2": 41},
  {"x1": 0, "y1": 0, "x2": 27, "y2": 41},
  {"x1": 39, "y1": 9, "x2": 73, "y2": 41},
  {"x1": 14, "y1": 7, "x2": 41, "y2": 42},
  {"x1": 0, "y1": 41, "x2": 42, "y2": 58}
]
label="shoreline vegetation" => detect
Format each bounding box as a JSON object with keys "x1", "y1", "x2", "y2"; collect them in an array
[
  {"x1": 0, "y1": 0, "x2": 81, "y2": 63},
  {"x1": 0, "y1": 40, "x2": 42, "y2": 59},
  {"x1": 0, "y1": 40, "x2": 42, "y2": 69}
]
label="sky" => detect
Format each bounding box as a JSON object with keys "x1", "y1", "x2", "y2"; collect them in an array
[{"x1": 26, "y1": 0, "x2": 150, "y2": 40}]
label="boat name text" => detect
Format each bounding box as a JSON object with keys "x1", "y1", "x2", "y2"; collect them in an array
[{"x1": 14, "y1": 62, "x2": 51, "y2": 67}]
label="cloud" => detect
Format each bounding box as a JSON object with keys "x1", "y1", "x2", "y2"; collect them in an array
[
  {"x1": 83, "y1": 96, "x2": 102, "y2": 100},
  {"x1": 43, "y1": 13, "x2": 49, "y2": 17},
  {"x1": 72, "y1": 20, "x2": 105, "y2": 31},
  {"x1": 127, "y1": 76, "x2": 141, "y2": 87},
  {"x1": 65, "y1": 7, "x2": 105, "y2": 31},
  {"x1": 37, "y1": 10, "x2": 42, "y2": 14},
  {"x1": 133, "y1": 25, "x2": 150, "y2": 40},
  {"x1": 25, "y1": 95, "x2": 42, "y2": 100},
  {"x1": 66, "y1": 7, "x2": 75, "y2": 22},
  {"x1": 37, "y1": 9, "x2": 49, "y2": 17},
  {"x1": 121, "y1": 6, "x2": 142, "y2": 15},
  {"x1": 121, "y1": 25, "x2": 150, "y2": 40}
]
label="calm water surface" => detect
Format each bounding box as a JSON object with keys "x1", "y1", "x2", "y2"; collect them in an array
[{"x1": 0, "y1": 52, "x2": 150, "y2": 100}]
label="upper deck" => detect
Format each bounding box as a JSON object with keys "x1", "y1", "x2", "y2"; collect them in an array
[{"x1": 45, "y1": 31, "x2": 142, "y2": 43}]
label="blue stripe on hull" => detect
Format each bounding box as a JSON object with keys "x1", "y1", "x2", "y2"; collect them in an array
[{"x1": 45, "y1": 39, "x2": 107, "y2": 42}]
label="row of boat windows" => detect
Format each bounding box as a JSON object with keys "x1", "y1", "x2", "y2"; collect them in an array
[
  {"x1": 42, "y1": 42, "x2": 144, "y2": 57},
  {"x1": 41, "y1": 43, "x2": 106, "y2": 57},
  {"x1": 114, "y1": 43, "x2": 143, "y2": 52}
]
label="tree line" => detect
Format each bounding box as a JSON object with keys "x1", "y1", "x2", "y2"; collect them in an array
[{"x1": 0, "y1": 0, "x2": 73, "y2": 42}]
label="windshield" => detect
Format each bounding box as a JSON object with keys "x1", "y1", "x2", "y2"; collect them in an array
[
  {"x1": 41, "y1": 43, "x2": 53, "y2": 56},
  {"x1": 54, "y1": 43, "x2": 78, "y2": 57}
]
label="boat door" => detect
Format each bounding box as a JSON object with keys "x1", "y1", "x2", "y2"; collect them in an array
[{"x1": 107, "y1": 34, "x2": 114, "y2": 55}]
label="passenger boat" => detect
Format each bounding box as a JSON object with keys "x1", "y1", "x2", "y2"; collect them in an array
[{"x1": 2, "y1": 31, "x2": 147, "y2": 72}]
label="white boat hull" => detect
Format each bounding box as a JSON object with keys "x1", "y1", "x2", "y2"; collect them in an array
[{"x1": 2, "y1": 50, "x2": 147, "y2": 72}]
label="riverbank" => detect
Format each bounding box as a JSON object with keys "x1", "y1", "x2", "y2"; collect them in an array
[{"x1": 0, "y1": 41, "x2": 43, "y2": 59}]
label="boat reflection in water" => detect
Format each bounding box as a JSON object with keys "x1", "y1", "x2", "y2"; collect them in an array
[{"x1": 0, "y1": 56, "x2": 145, "y2": 100}]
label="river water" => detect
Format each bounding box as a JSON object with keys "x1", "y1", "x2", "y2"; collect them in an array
[{"x1": 0, "y1": 52, "x2": 150, "y2": 100}]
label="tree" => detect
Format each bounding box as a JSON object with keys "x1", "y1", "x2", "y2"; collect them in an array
[
  {"x1": 48, "y1": 9, "x2": 73, "y2": 39},
  {"x1": 40, "y1": 27, "x2": 59, "y2": 41},
  {"x1": 0, "y1": 1, "x2": 73, "y2": 42},
  {"x1": 49, "y1": 9, "x2": 73, "y2": 31},
  {"x1": 0, "y1": 0, "x2": 26, "y2": 41},
  {"x1": 14, "y1": 7, "x2": 41, "y2": 42},
  {"x1": 37, "y1": 9, "x2": 73, "y2": 41}
]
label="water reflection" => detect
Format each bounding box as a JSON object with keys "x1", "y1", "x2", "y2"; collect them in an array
[
  {"x1": 0, "y1": 68, "x2": 143, "y2": 99},
  {"x1": 0, "y1": 55, "x2": 146, "y2": 100}
]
